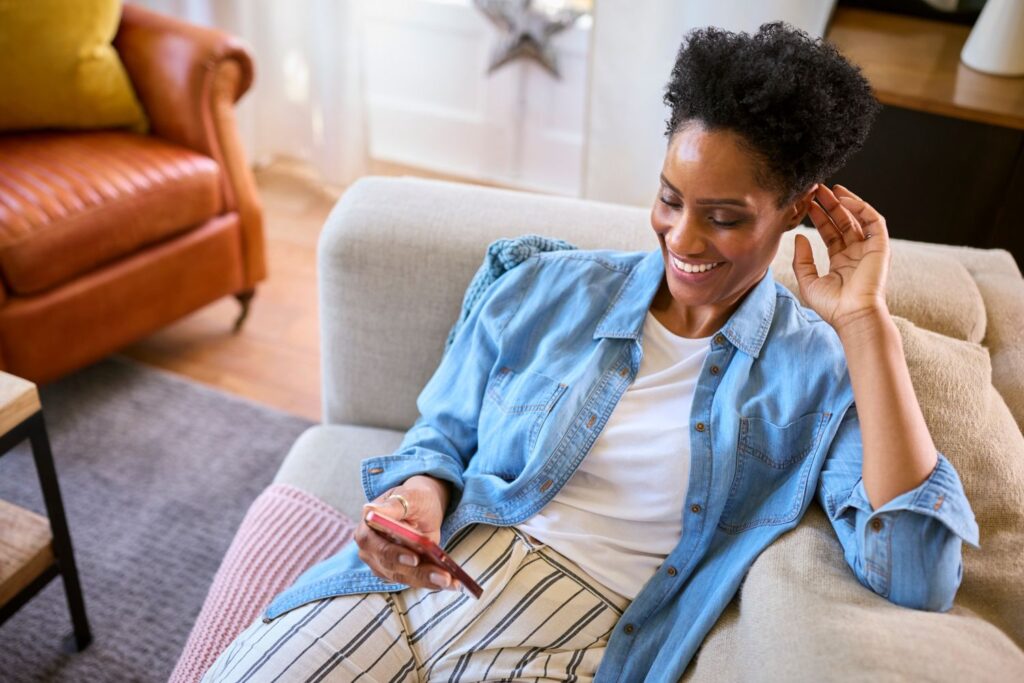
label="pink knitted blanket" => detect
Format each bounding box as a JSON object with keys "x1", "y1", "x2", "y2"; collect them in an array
[{"x1": 169, "y1": 483, "x2": 357, "y2": 683}]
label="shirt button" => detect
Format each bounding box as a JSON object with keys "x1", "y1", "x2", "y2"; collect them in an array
[
  {"x1": 368, "y1": 467, "x2": 384, "y2": 474},
  {"x1": 539, "y1": 479, "x2": 554, "y2": 493},
  {"x1": 619, "y1": 367, "x2": 629, "y2": 377},
  {"x1": 714, "y1": 334, "x2": 726, "y2": 345},
  {"x1": 870, "y1": 518, "x2": 884, "y2": 532},
  {"x1": 690, "y1": 503, "x2": 701, "y2": 514},
  {"x1": 695, "y1": 422, "x2": 706, "y2": 432},
  {"x1": 667, "y1": 566, "x2": 678, "y2": 576},
  {"x1": 710, "y1": 365, "x2": 720, "y2": 375},
  {"x1": 586, "y1": 414, "x2": 597, "y2": 428},
  {"x1": 623, "y1": 623, "x2": 635, "y2": 634}
]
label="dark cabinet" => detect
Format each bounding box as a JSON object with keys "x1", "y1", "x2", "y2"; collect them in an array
[{"x1": 829, "y1": 106, "x2": 1023, "y2": 267}]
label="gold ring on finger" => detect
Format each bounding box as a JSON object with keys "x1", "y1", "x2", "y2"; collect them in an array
[{"x1": 387, "y1": 492, "x2": 410, "y2": 520}]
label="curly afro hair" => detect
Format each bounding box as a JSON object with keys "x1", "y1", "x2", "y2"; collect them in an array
[{"x1": 663, "y1": 21, "x2": 881, "y2": 207}]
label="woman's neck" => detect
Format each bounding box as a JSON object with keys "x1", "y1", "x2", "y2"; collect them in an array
[{"x1": 649, "y1": 279, "x2": 736, "y2": 339}]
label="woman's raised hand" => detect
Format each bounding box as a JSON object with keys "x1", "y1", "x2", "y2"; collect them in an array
[
  {"x1": 355, "y1": 474, "x2": 460, "y2": 591},
  {"x1": 792, "y1": 183, "x2": 892, "y2": 335}
]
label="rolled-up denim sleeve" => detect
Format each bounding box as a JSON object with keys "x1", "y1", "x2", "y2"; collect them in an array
[
  {"x1": 816, "y1": 403, "x2": 981, "y2": 612},
  {"x1": 360, "y1": 257, "x2": 538, "y2": 508}
]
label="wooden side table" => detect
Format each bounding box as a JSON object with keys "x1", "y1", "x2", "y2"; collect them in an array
[{"x1": 0, "y1": 372, "x2": 91, "y2": 651}]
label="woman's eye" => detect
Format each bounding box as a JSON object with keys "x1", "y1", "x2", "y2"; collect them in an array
[
  {"x1": 710, "y1": 217, "x2": 740, "y2": 227},
  {"x1": 659, "y1": 196, "x2": 680, "y2": 208}
]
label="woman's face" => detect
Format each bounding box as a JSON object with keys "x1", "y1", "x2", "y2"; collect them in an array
[{"x1": 650, "y1": 121, "x2": 813, "y2": 336}]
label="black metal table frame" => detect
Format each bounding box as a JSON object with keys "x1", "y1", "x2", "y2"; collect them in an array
[{"x1": 0, "y1": 409, "x2": 91, "y2": 652}]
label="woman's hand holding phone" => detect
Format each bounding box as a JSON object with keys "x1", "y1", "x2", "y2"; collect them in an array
[{"x1": 355, "y1": 475, "x2": 461, "y2": 591}]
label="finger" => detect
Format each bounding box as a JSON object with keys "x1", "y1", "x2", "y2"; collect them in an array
[
  {"x1": 815, "y1": 185, "x2": 864, "y2": 243},
  {"x1": 806, "y1": 201, "x2": 846, "y2": 258},
  {"x1": 791, "y1": 233, "x2": 819, "y2": 297},
  {"x1": 369, "y1": 550, "x2": 457, "y2": 592},
  {"x1": 391, "y1": 563, "x2": 456, "y2": 591},
  {"x1": 415, "y1": 564, "x2": 457, "y2": 591},
  {"x1": 363, "y1": 496, "x2": 408, "y2": 524},
  {"x1": 356, "y1": 524, "x2": 400, "y2": 566},
  {"x1": 830, "y1": 196, "x2": 865, "y2": 242},
  {"x1": 357, "y1": 535, "x2": 394, "y2": 583},
  {"x1": 836, "y1": 195, "x2": 888, "y2": 242},
  {"x1": 357, "y1": 526, "x2": 426, "y2": 583},
  {"x1": 833, "y1": 183, "x2": 863, "y2": 201},
  {"x1": 356, "y1": 521, "x2": 460, "y2": 589}
]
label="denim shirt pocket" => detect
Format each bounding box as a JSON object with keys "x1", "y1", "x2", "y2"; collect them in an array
[
  {"x1": 718, "y1": 411, "x2": 830, "y2": 533},
  {"x1": 476, "y1": 366, "x2": 568, "y2": 480}
]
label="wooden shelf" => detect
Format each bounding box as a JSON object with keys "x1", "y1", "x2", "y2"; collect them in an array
[
  {"x1": 0, "y1": 498, "x2": 53, "y2": 607},
  {"x1": 826, "y1": 7, "x2": 1024, "y2": 130}
]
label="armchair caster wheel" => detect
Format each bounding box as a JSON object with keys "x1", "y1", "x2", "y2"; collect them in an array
[{"x1": 233, "y1": 288, "x2": 256, "y2": 333}]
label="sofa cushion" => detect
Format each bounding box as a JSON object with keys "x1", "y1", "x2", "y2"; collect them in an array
[
  {"x1": 892, "y1": 317, "x2": 1024, "y2": 646},
  {"x1": 684, "y1": 315, "x2": 1024, "y2": 680},
  {"x1": 0, "y1": 0, "x2": 147, "y2": 133},
  {"x1": 916, "y1": 242, "x2": 1024, "y2": 432},
  {"x1": 0, "y1": 131, "x2": 222, "y2": 295}
]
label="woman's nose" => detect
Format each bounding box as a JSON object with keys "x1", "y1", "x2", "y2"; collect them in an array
[{"x1": 666, "y1": 211, "x2": 706, "y2": 256}]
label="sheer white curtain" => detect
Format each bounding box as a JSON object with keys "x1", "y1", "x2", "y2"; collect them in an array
[{"x1": 136, "y1": 0, "x2": 369, "y2": 187}]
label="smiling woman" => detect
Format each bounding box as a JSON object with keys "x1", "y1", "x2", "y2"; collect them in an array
[
  {"x1": 201, "y1": 20, "x2": 980, "y2": 683},
  {"x1": 649, "y1": 22, "x2": 880, "y2": 339}
]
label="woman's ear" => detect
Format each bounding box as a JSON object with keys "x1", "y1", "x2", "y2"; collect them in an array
[{"x1": 785, "y1": 183, "x2": 819, "y2": 230}]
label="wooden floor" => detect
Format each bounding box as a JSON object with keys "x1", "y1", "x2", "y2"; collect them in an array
[{"x1": 121, "y1": 160, "x2": 498, "y2": 421}]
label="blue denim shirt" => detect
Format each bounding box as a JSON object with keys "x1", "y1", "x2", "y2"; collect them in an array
[{"x1": 265, "y1": 247, "x2": 980, "y2": 682}]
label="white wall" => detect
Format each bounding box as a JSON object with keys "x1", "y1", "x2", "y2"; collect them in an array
[
  {"x1": 361, "y1": 0, "x2": 591, "y2": 196},
  {"x1": 136, "y1": 0, "x2": 836, "y2": 199},
  {"x1": 582, "y1": 0, "x2": 836, "y2": 207}
]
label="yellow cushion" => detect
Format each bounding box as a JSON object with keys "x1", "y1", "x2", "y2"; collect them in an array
[{"x1": 0, "y1": 0, "x2": 147, "y2": 133}]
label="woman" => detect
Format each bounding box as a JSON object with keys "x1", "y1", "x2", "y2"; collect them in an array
[{"x1": 205, "y1": 22, "x2": 978, "y2": 683}]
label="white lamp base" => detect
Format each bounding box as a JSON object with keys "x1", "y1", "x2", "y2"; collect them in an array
[{"x1": 960, "y1": 0, "x2": 1024, "y2": 77}]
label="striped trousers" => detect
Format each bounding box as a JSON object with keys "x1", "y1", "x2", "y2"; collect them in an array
[{"x1": 202, "y1": 523, "x2": 631, "y2": 682}]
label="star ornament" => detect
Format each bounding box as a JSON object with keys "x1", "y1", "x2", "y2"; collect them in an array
[{"x1": 474, "y1": 0, "x2": 584, "y2": 79}]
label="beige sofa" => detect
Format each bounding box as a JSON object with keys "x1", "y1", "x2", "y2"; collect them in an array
[{"x1": 271, "y1": 176, "x2": 1024, "y2": 680}]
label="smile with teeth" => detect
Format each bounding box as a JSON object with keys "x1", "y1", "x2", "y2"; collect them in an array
[{"x1": 671, "y1": 256, "x2": 723, "y2": 274}]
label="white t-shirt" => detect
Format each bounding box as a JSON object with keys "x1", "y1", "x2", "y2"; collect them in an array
[{"x1": 517, "y1": 310, "x2": 711, "y2": 599}]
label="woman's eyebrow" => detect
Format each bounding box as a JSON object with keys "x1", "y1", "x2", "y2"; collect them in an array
[
  {"x1": 659, "y1": 174, "x2": 680, "y2": 194},
  {"x1": 659, "y1": 174, "x2": 750, "y2": 207}
]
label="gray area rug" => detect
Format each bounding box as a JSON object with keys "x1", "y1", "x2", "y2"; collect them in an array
[{"x1": 0, "y1": 356, "x2": 314, "y2": 682}]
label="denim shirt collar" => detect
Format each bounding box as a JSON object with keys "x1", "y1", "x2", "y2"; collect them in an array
[{"x1": 593, "y1": 248, "x2": 778, "y2": 359}]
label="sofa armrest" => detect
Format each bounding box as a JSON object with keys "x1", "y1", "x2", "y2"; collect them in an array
[{"x1": 113, "y1": 3, "x2": 266, "y2": 287}]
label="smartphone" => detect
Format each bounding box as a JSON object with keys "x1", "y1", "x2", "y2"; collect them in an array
[{"x1": 364, "y1": 510, "x2": 483, "y2": 599}]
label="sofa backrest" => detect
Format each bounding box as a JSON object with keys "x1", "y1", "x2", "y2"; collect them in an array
[
  {"x1": 318, "y1": 176, "x2": 652, "y2": 431},
  {"x1": 317, "y1": 176, "x2": 1024, "y2": 434}
]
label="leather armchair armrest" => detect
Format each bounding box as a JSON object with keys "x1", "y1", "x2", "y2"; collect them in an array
[
  {"x1": 113, "y1": 3, "x2": 253, "y2": 155},
  {"x1": 113, "y1": 3, "x2": 266, "y2": 286}
]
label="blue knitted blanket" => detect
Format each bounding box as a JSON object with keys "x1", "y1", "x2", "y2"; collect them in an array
[{"x1": 445, "y1": 234, "x2": 577, "y2": 354}]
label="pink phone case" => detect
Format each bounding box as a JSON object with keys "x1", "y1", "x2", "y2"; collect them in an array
[{"x1": 364, "y1": 510, "x2": 483, "y2": 599}]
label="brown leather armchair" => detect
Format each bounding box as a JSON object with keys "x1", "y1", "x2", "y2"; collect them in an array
[{"x1": 0, "y1": 3, "x2": 266, "y2": 384}]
